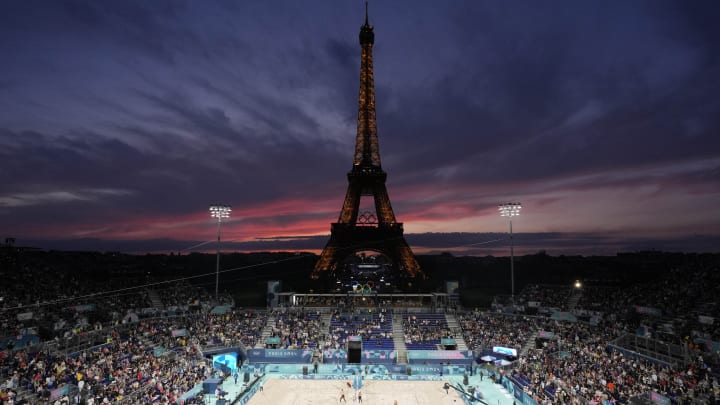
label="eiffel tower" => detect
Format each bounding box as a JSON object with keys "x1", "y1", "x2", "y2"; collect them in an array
[{"x1": 312, "y1": 5, "x2": 422, "y2": 281}]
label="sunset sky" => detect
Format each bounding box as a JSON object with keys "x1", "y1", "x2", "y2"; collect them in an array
[{"x1": 1, "y1": 0, "x2": 719, "y2": 256}]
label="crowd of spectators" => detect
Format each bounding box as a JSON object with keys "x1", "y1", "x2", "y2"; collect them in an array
[
  {"x1": 402, "y1": 313, "x2": 451, "y2": 350},
  {"x1": 1, "y1": 307, "x2": 268, "y2": 404},
  {"x1": 458, "y1": 311, "x2": 540, "y2": 352},
  {"x1": 480, "y1": 261, "x2": 720, "y2": 404},
  {"x1": 0, "y1": 267, "x2": 152, "y2": 348},
  {"x1": 509, "y1": 321, "x2": 718, "y2": 404},
  {"x1": 154, "y1": 281, "x2": 213, "y2": 310},
  {"x1": 0, "y1": 254, "x2": 265, "y2": 404},
  {"x1": 1, "y1": 326, "x2": 211, "y2": 404},
  {"x1": 268, "y1": 309, "x2": 323, "y2": 349},
  {"x1": 515, "y1": 285, "x2": 573, "y2": 310},
  {"x1": 3, "y1": 249, "x2": 720, "y2": 404},
  {"x1": 127, "y1": 312, "x2": 261, "y2": 353},
  {"x1": 569, "y1": 265, "x2": 720, "y2": 343}
]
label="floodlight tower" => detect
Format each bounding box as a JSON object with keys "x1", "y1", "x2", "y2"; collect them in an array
[
  {"x1": 209, "y1": 205, "x2": 232, "y2": 301},
  {"x1": 498, "y1": 202, "x2": 522, "y2": 300}
]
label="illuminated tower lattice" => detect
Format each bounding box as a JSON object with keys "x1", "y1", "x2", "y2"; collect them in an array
[{"x1": 312, "y1": 6, "x2": 422, "y2": 280}]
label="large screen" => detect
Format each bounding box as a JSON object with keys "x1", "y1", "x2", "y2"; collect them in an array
[
  {"x1": 492, "y1": 346, "x2": 518, "y2": 357},
  {"x1": 212, "y1": 352, "x2": 238, "y2": 372}
]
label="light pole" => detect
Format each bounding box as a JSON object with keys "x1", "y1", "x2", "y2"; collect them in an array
[
  {"x1": 498, "y1": 202, "x2": 521, "y2": 300},
  {"x1": 209, "y1": 204, "x2": 232, "y2": 301}
]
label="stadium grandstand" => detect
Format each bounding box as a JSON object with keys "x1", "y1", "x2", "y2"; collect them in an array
[{"x1": 1, "y1": 249, "x2": 719, "y2": 404}]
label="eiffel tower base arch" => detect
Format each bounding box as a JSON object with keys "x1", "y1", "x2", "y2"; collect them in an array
[{"x1": 312, "y1": 223, "x2": 420, "y2": 282}]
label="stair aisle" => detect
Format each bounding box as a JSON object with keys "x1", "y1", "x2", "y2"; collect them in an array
[
  {"x1": 14, "y1": 386, "x2": 39, "y2": 404},
  {"x1": 147, "y1": 289, "x2": 164, "y2": 309},
  {"x1": 566, "y1": 289, "x2": 583, "y2": 310},
  {"x1": 444, "y1": 313, "x2": 469, "y2": 351},
  {"x1": 392, "y1": 314, "x2": 407, "y2": 364},
  {"x1": 321, "y1": 312, "x2": 333, "y2": 331},
  {"x1": 256, "y1": 315, "x2": 275, "y2": 348},
  {"x1": 520, "y1": 331, "x2": 538, "y2": 357}
]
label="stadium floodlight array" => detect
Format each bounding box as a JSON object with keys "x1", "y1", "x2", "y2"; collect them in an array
[
  {"x1": 209, "y1": 205, "x2": 232, "y2": 220},
  {"x1": 209, "y1": 204, "x2": 232, "y2": 300},
  {"x1": 498, "y1": 202, "x2": 522, "y2": 300},
  {"x1": 498, "y1": 202, "x2": 522, "y2": 217}
]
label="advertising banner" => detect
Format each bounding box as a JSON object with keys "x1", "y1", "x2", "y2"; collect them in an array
[
  {"x1": 635, "y1": 306, "x2": 662, "y2": 316},
  {"x1": 264, "y1": 364, "x2": 306, "y2": 374},
  {"x1": 323, "y1": 349, "x2": 348, "y2": 363},
  {"x1": 407, "y1": 350, "x2": 473, "y2": 364},
  {"x1": 407, "y1": 364, "x2": 442, "y2": 375},
  {"x1": 68, "y1": 304, "x2": 96, "y2": 312},
  {"x1": 650, "y1": 391, "x2": 671, "y2": 405},
  {"x1": 508, "y1": 377, "x2": 539, "y2": 405},
  {"x1": 537, "y1": 331, "x2": 555, "y2": 339},
  {"x1": 247, "y1": 349, "x2": 313, "y2": 363},
  {"x1": 210, "y1": 305, "x2": 232, "y2": 315},
  {"x1": 49, "y1": 385, "x2": 71, "y2": 401},
  {"x1": 235, "y1": 380, "x2": 264, "y2": 405},
  {"x1": 550, "y1": 311, "x2": 577, "y2": 322},
  {"x1": 387, "y1": 365, "x2": 408, "y2": 374},
  {"x1": 362, "y1": 349, "x2": 396, "y2": 364},
  {"x1": 513, "y1": 383, "x2": 523, "y2": 401},
  {"x1": 171, "y1": 329, "x2": 188, "y2": 337},
  {"x1": 16, "y1": 312, "x2": 34, "y2": 321},
  {"x1": 699, "y1": 315, "x2": 714, "y2": 325}
]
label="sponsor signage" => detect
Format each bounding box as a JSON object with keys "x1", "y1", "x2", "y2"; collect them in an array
[
  {"x1": 323, "y1": 349, "x2": 348, "y2": 363},
  {"x1": 362, "y1": 349, "x2": 396, "y2": 364},
  {"x1": 247, "y1": 349, "x2": 313, "y2": 363},
  {"x1": 407, "y1": 350, "x2": 473, "y2": 364}
]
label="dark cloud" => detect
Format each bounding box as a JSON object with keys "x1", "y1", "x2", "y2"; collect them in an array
[{"x1": 1, "y1": 0, "x2": 718, "y2": 253}]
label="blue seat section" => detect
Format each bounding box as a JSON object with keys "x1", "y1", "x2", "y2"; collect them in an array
[
  {"x1": 271, "y1": 310, "x2": 322, "y2": 349},
  {"x1": 401, "y1": 312, "x2": 450, "y2": 350},
  {"x1": 329, "y1": 312, "x2": 394, "y2": 350}
]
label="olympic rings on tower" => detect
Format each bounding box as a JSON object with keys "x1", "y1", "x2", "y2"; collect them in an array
[{"x1": 351, "y1": 280, "x2": 375, "y2": 293}]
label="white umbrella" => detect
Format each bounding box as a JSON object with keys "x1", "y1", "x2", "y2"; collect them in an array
[{"x1": 479, "y1": 355, "x2": 496, "y2": 362}]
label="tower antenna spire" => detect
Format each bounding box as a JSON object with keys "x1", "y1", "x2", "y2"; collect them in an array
[{"x1": 365, "y1": 1, "x2": 369, "y2": 26}]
